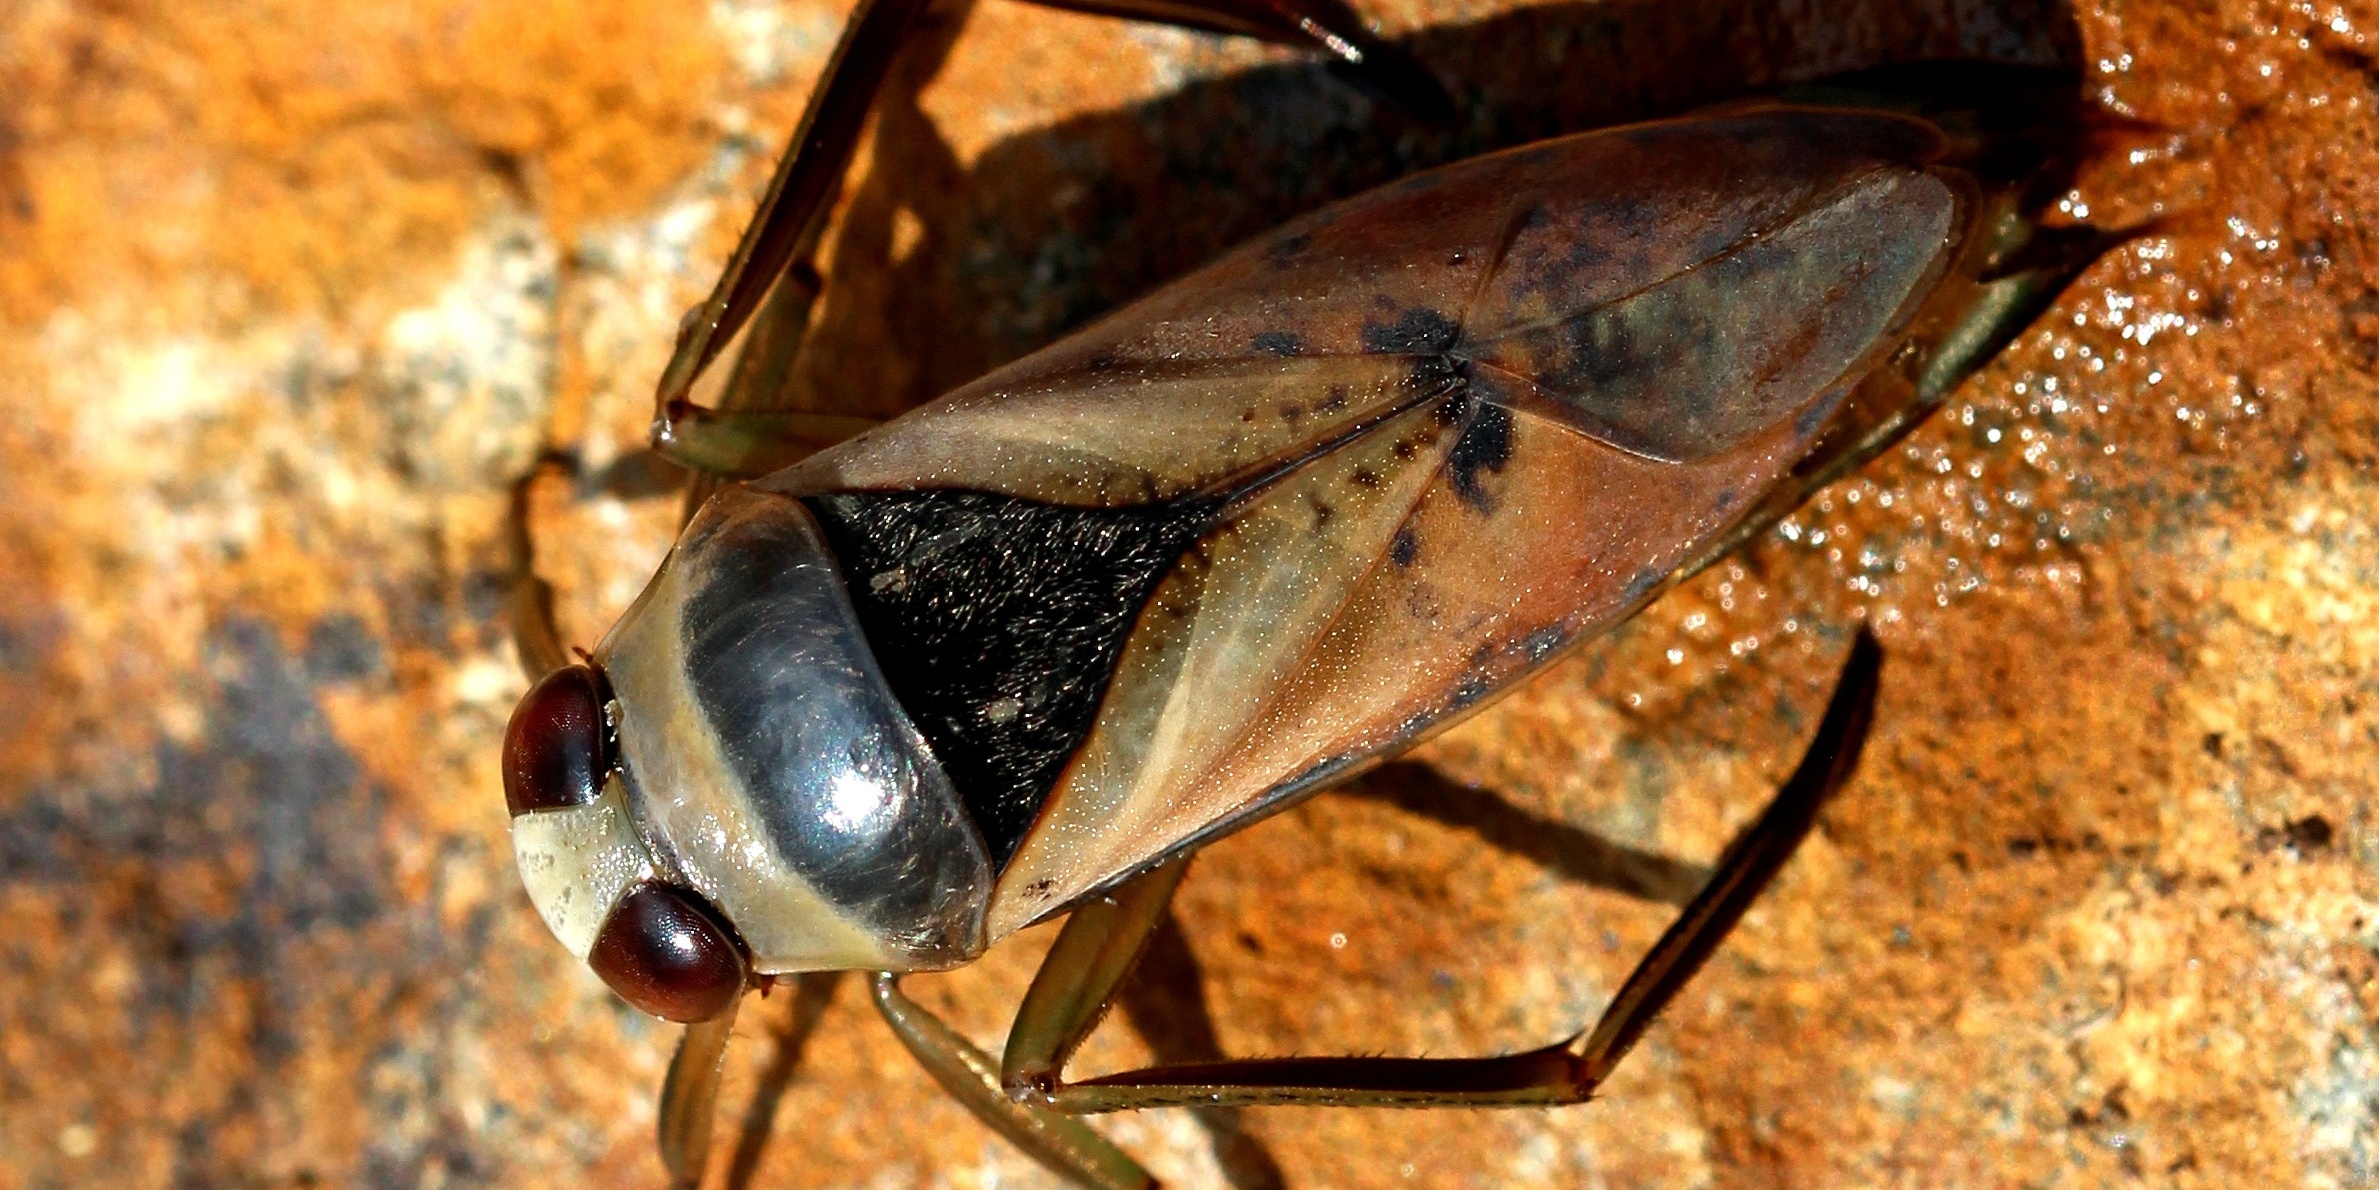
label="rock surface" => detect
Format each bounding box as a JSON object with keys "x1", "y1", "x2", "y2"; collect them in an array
[{"x1": 4, "y1": 0, "x2": 2377, "y2": 1187}]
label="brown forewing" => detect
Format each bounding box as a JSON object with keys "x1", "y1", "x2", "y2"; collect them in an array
[{"x1": 765, "y1": 110, "x2": 1968, "y2": 936}]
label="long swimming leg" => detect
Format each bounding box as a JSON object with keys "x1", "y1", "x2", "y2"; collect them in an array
[{"x1": 1000, "y1": 629, "x2": 1882, "y2": 1113}]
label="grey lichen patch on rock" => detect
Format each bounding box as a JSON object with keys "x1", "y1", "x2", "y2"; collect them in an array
[{"x1": 380, "y1": 214, "x2": 561, "y2": 494}]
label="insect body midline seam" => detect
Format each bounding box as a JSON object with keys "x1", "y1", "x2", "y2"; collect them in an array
[
  {"x1": 1462, "y1": 358, "x2": 1682, "y2": 465},
  {"x1": 1063, "y1": 396, "x2": 1463, "y2": 863},
  {"x1": 1199, "y1": 358, "x2": 1465, "y2": 514}
]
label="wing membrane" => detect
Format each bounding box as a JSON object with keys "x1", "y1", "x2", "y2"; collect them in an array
[
  {"x1": 765, "y1": 354, "x2": 1436, "y2": 505},
  {"x1": 756, "y1": 111, "x2": 1971, "y2": 934}
]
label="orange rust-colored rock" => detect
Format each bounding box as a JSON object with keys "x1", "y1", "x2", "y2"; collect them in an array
[{"x1": 4, "y1": 0, "x2": 2377, "y2": 1188}]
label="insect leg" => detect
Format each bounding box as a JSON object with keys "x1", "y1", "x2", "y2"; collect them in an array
[
  {"x1": 872, "y1": 974, "x2": 1156, "y2": 1190},
  {"x1": 1024, "y1": 0, "x2": 1449, "y2": 116},
  {"x1": 504, "y1": 456, "x2": 573, "y2": 681},
  {"x1": 999, "y1": 857, "x2": 1194, "y2": 1096},
  {"x1": 657, "y1": 997, "x2": 742, "y2": 1189},
  {"x1": 653, "y1": 0, "x2": 931, "y2": 479},
  {"x1": 1113, "y1": 910, "x2": 1291, "y2": 1186},
  {"x1": 655, "y1": 0, "x2": 1445, "y2": 481},
  {"x1": 1021, "y1": 630, "x2": 1881, "y2": 1112}
]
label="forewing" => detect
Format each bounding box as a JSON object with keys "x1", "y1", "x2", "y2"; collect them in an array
[
  {"x1": 769, "y1": 109, "x2": 1952, "y2": 504},
  {"x1": 987, "y1": 407, "x2": 1797, "y2": 936},
  {"x1": 1461, "y1": 113, "x2": 1960, "y2": 461},
  {"x1": 997, "y1": 395, "x2": 1465, "y2": 917},
  {"x1": 752, "y1": 108, "x2": 1966, "y2": 934},
  {"x1": 978, "y1": 111, "x2": 1967, "y2": 935},
  {"x1": 764, "y1": 354, "x2": 1434, "y2": 506},
  {"x1": 760, "y1": 133, "x2": 1515, "y2": 505}
]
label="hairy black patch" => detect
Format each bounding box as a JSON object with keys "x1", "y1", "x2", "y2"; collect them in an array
[
  {"x1": 1250, "y1": 330, "x2": 1303, "y2": 356},
  {"x1": 1361, "y1": 307, "x2": 1460, "y2": 354},
  {"x1": 1447, "y1": 400, "x2": 1515, "y2": 511},
  {"x1": 803, "y1": 490, "x2": 1215, "y2": 866},
  {"x1": 1389, "y1": 526, "x2": 1417, "y2": 567}
]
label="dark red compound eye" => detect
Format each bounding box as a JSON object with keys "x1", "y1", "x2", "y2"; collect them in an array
[
  {"x1": 589, "y1": 883, "x2": 749, "y2": 1022},
  {"x1": 502, "y1": 664, "x2": 612, "y2": 817}
]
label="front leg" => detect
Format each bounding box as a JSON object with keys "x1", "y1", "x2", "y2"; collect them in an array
[
  {"x1": 871, "y1": 973, "x2": 1156, "y2": 1190},
  {"x1": 863, "y1": 859, "x2": 1187, "y2": 1190},
  {"x1": 1001, "y1": 858, "x2": 1195, "y2": 1098},
  {"x1": 1028, "y1": 0, "x2": 1450, "y2": 114},
  {"x1": 657, "y1": 996, "x2": 742, "y2": 1189},
  {"x1": 1005, "y1": 629, "x2": 1883, "y2": 1113},
  {"x1": 653, "y1": 0, "x2": 1448, "y2": 479}
]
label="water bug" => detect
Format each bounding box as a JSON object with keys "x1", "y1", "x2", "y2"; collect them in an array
[{"x1": 500, "y1": 3, "x2": 2131, "y2": 1184}]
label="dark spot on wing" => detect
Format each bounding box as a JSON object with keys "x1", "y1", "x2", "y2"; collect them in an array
[
  {"x1": 1517, "y1": 625, "x2": 1567, "y2": 662},
  {"x1": 1496, "y1": 209, "x2": 1614, "y2": 309},
  {"x1": 1390, "y1": 526, "x2": 1417, "y2": 567},
  {"x1": 1446, "y1": 401, "x2": 1514, "y2": 513},
  {"x1": 1622, "y1": 566, "x2": 1666, "y2": 603},
  {"x1": 1251, "y1": 331, "x2": 1303, "y2": 356},
  {"x1": 1432, "y1": 394, "x2": 1465, "y2": 428},
  {"x1": 1317, "y1": 386, "x2": 1349, "y2": 413},
  {"x1": 1352, "y1": 468, "x2": 1381, "y2": 489},
  {"x1": 1451, "y1": 627, "x2": 1578, "y2": 718},
  {"x1": 1265, "y1": 233, "x2": 1311, "y2": 267},
  {"x1": 1361, "y1": 307, "x2": 1460, "y2": 355},
  {"x1": 1795, "y1": 393, "x2": 1836, "y2": 437},
  {"x1": 1605, "y1": 193, "x2": 1667, "y2": 238},
  {"x1": 1408, "y1": 355, "x2": 1469, "y2": 400},
  {"x1": 1546, "y1": 288, "x2": 1682, "y2": 399}
]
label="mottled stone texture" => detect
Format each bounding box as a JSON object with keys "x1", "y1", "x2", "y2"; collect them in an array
[{"x1": 2, "y1": 0, "x2": 2375, "y2": 1187}]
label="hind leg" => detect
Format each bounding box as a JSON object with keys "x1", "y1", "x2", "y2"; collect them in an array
[{"x1": 993, "y1": 629, "x2": 1882, "y2": 1113}]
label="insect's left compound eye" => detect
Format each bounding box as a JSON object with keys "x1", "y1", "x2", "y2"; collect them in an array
[
  {"x1": 589, "y1": 882, "x2": 749, "y2": 1021},
  {"x1": 503, "y1": 664, "x2": 613, "y2": 816}
]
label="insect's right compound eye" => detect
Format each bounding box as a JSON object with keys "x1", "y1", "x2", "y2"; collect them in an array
[
  {"x1": 502, "y1": 664, "x2": 613, "y2": 816},
  {"x1": 588, "y1": 882, "x2": 749, "y2": 1021}
]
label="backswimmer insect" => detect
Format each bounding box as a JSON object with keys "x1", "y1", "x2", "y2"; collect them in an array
[{"x1": 499, "y1": 1, "x2": 2136, "y2": 1185}]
